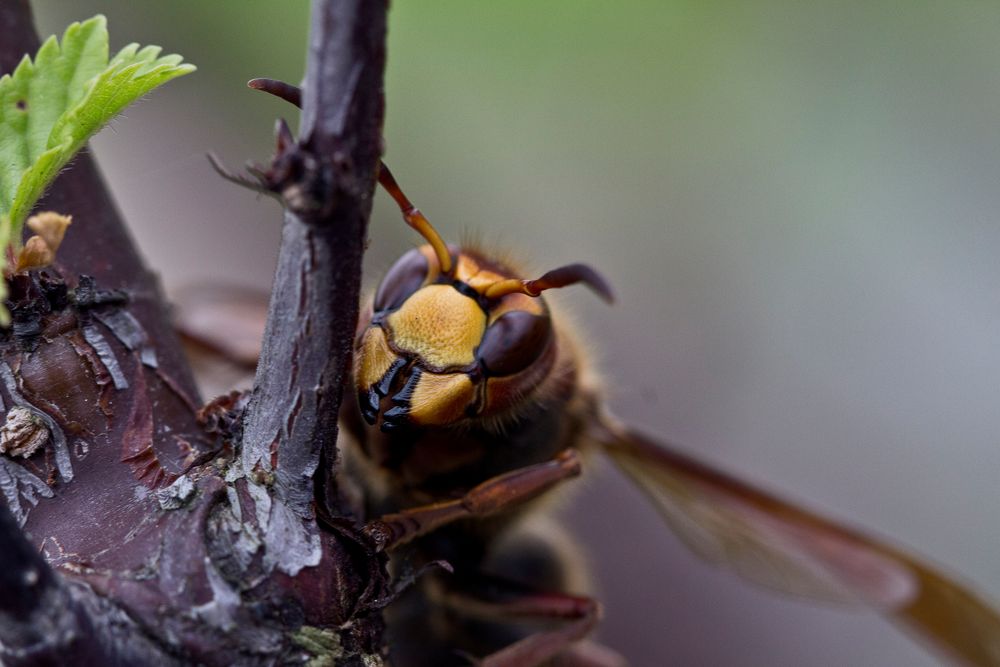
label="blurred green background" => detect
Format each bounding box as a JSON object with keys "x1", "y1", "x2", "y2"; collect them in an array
[{"x1": 31, "y1": 2, "x2": 1000, "y2": 665}]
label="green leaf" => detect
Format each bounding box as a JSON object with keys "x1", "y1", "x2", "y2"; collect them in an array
[
  {"x1": 0, "y1": 14, "x2": 195, "y2": 247},
  {"x1": 0, "y1": 14, "x2": 194, "y2": 325}
]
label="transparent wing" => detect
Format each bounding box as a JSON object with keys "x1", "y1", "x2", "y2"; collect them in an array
[{"x1": 591, "y1": 414, "x2": 1000, "y2": 667}]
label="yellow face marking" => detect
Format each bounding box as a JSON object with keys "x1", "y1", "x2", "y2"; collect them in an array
[
  {"x1": 452, "y1": 252, "x2": 514, "y2": 293},
  {"x1": 465, "y1": 269, "x2": 507, "y2": 292},
  {"x1": 453, "y1": 254, "x2": 482, "y2": 284},
  {"x1": 355, "y1": 326, "x2": 400, "y2": 391},
  {"x1": 407, "y1": 372, "x2": 476, "y2": 426},
  {"x1": 487, "y1": 292, "x2": 546, "y2": 324},
  {"x1": 386, "y1": 284, "x2": 486, "y2": 370}
]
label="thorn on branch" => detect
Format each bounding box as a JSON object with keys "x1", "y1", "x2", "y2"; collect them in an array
[
  {"x1": 206, "y1": 152, "x2": 278, "y2": 199},
  {"x1": 248, "y1": 78, "x2": 302, "y2": 108},
  {"x1": 227, "y1": 77, "x2": 370, "y2": 222},
  {"x1": 208, "y1": 117, "x2": 337, "y2": 221}
]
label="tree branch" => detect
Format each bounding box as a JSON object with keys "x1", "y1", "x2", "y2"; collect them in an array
[
  {"x1": 0, "y1": 2, "x2": 36, "y2": 74},
  {"x1": 240, "y1": 0, "x2": 387, "y2": 519},
  {"x1": 0, "y1": 2, "x2": 392, "y2": 663},
  {"x1": 0, "y1": 498, "x2": 73, "y2": 659},
  {"x1": 0, "y1": 3, "x2": 216, "y2": 663},
  {"x1": 0, "y1": 492, "x2": 178, "y2": 665}
]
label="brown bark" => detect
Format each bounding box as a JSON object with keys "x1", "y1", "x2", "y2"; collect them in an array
[{"x1": 0, "y1": 1, "x2": 391, "y2": 664}]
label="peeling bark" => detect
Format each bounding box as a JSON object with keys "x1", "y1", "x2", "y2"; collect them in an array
[
  {"x1": 0, "y1": 1, "x2": 392, "y2": 664},
  {"x1": 240, "y1": 0, "x2": 387, "y2": 520}
]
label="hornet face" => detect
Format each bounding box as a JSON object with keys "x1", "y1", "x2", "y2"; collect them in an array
[{"x1": 355, "y1": 245, "x2": 558, "y2": 431}]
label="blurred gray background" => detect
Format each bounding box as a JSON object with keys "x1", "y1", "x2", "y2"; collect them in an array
[{"x1": 31, "y1": 2, "x2": 1000, "y2": 665}]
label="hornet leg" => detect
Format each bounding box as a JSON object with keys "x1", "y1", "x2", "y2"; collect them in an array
[
  {"x1": 364, "y1": 449, "x2": 582, "y2": 551},
  {"x1": 436, "y1": 573, "x2": 625, "y2": 667}
]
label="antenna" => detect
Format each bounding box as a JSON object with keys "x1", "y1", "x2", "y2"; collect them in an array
[
  {"x1": 376, "y1": 162, "x2": 454, "y2": 275},
  {"x1": 484, "y1": 263, "x2": 614, "y2": 303}
]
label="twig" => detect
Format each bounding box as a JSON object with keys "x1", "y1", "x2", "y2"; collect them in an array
[{"x1": 239, "y1": 0, "x2": 387, "y2": 519}]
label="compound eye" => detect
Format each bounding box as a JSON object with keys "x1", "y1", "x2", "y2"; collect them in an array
[
  {"x1": 477, "y1": 310, "x2": 552, "y2": 377},
  {"x1": 374, "y1": 248, "x2": 429, "y2": 312}
]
